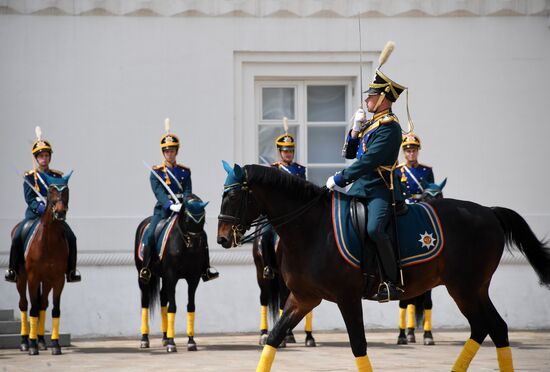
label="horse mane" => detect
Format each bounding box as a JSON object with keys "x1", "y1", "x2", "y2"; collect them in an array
[{"x1": 244, "y1": 164, "x2": 329, "y2": 201}]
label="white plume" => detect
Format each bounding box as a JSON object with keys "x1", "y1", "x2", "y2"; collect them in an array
[
  {"x1": 379, "y1": 41, "x2": 395, "y2": 68},
  {"x1": 35, "y1": 126, "x2": 42, "y2": 140},
  {"x1": 283, "y1": 117, "x2": 289, "y2": 133},
  {"x1": 164, "y1": 118, "x2": 171, "y2": 133}
]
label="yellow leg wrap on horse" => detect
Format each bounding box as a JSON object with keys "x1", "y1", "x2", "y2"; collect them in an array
[
  {"x1": 423, "y1": 309, "x2": 432, "y2": 331},
  {"x1": 21, "y1": 311, "x2": 29, "y2": 336},
  {"x1": 406, "y1": 304, "x2": 415, "y2": 329},
  {"x1": 452, "y1": 339, "x2": 481, "y2": 372},
  {"x1": 496, "y1": 346, "x2": 514, "y2": 372},
  {"x1": 38, "y1": 310, "x2": 46, "y2": 336},
  {"x1": 355, "y1": 355, "x2": 373, "y2": 372},
  {"x1": 51, "y1": 317, "x2": 60, "y2": 340},
  {"x1": 141, "y1": 308, "x2": 149, "y2": 335},
  {"x1": 399, "y1": 307, "x2": 406, "y2": 330},
  {"x1": 305, "y1": 312, "x2": 313, "y2": 332},
  {"x1": 260, "y1": 305, "x2": 268, "y2": 331},
  {"x1": 167, "y1": 312, "x2": 176, "y2": 339},
  {"x1": 187, "y1": 312, "x2": 195, "y2": 337},
  {"x1": 29, "y1": 316, "x2": 38, "y2": 340},
  {"x1": 161, "y1": 306, "x2": 168, "y2": 333},
  {"x1": 256, "y1": 345, "x2": 276, "y2": 372},
  {"x1": 279, "y1": 309, "x2": 283, "y2": 318}
]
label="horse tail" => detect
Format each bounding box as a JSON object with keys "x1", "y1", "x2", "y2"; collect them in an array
[
  {"x1": 267, "y1": 274, "x2": 281, "y2": 323},
  {"x1": 414, "y1": 295, "x2": 424, "y2": 327},
  {"x1": 147, "y1": 274, "x2": 160, "y2": 314},
  {"x1": 492, "y1": 206, "x2": 550, "y2": 288}
]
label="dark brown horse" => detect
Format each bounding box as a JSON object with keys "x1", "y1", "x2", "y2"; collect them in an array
[
  {"x1": 252, "y1": 229, "x2": 316, "y2": 347},
  {"x1": 217, "y1": 163, "x2": 550, "y2": 372},
  {"x1": 15, "y1": 173, "x2": 73, "y2": 355}
]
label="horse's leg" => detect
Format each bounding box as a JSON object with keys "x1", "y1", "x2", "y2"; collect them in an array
[
  {"x1": 50, "y1": 279, "x2": 64, "y2": 355},
  {"x1": 16, "y1": 272, "x2": 29, "y2": 351},
  {"x1": 481, "y1": 291, "x2": 514, "y2": 371},
  {"x1": 160, "y1": 283, "x2": 169, "y2": 346},
  {"x1": 423, "y1": 290, "x2": 435, "y2": 345},
  {"x1": 406, "y1": 298, "x2": 416, "y2": 343},
  {"x1": 304, "y1": 312, "x2": 316, "y2": 347},
  {"x1": 186, "y1": 276, "x2": 200, "y2": 351},
  {"x1": 397, "y1": 298, "x2": 410, "y2": 344},
  {"x1": 139, "y1": 279, "x2": 150, "y2": 348},
  {"x1": 37, "y1": 282, "x2": 50, "y2": 351},
  {"x1": 257, "y1": 293, "x2": 319, "y2": 372},
  {"x1": 278, "y1": 282, "x2": 295, "y2": 346},
  {"x1": 258, "y1": 278, "x2": 269, "y2": 346},
  {"x1": 165, "y1": 278, "x2": 178, "y2": 353},
  {"x1": 27, "y1": 279, "x2": 41, "y2": 355},
  {"x1": 447, "y1": 286, "x2": 490, "y2": 372},
  {"x1": 337, "y1": 299, "x2": 373, "y2": 372}
]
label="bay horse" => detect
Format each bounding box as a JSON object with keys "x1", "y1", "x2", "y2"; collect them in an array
[
  {"x1": 134, "y1": 194, "x2": 210, "y2": 352},
  {"x1": 15, "y1": 172, "x2": 73, "y2": 355},
  {"x1": 252, "y1": 228, "x2": 316, "y2": 347},
  {"x1": 217, "y1": 163, "x2": 550, "y2": 372},
  {"x1": 397, "y1": 178, "x2": 447, "y2": 346}
]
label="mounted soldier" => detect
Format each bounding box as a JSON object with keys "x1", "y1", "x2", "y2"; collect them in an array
[
  {"x1": 261, "y1": 117, "x2": 306, "y2": 279},
  {"x1": 5, "y1": 127, "x2": 80, "y2": 284},
  {"x1": 395, "y1": 133, "x2": 434, "y2": 203},
  {"x1": 326, "y1": 41, "x2": 412, "y2": 302},
  {"x1": 139, "y1": 119, "x2": 218, "y2": 284}
]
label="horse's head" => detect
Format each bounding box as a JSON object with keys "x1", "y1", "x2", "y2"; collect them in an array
[
  {"x1": 421, "y1": 177, "x2": 447, "y2": 202},
  {"x1": 43, "y1": 171, "x2": 73, "y2": 221},
  {"x1": 183, "y1": 196, "x2": 209, "y2": 234},
  {"x1": 217, "y1": 161, "x2": 261, "y2": 248}
]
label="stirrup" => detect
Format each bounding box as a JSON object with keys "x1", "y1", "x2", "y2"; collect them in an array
[
  {"x1": 5, "y1": 269, "x2": 17, "y2": 283},
  {"x1": 139, "y1": 268, "x2": 151, "y2": 284},
  {"x1": 202, "y1": 267, "x2": 219, "y2": 282},
  {"x1": 374, "y1": 281, "x2": 403, "y2": 303},
  {"x1": 66, "y1": 269, "x2": 81, "y2": 283},
  {"x1": 262, "y1": 266, "x2": 275, "y2": 280}
]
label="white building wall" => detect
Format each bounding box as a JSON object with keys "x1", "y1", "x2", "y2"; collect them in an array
[{"x1": 0, "y1": 9, "x2": 549, "y2": 336}]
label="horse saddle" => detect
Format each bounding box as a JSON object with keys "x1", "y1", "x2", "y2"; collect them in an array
[
  {"x1": 139, "y1": 214, "x2": 178, "y2": 261},
  {"x1": 331, "y1": 191, "x2": 444, "y2": 270},
  {"x1": 21, "y1": 219, "x2": 42, "y2": 258}
]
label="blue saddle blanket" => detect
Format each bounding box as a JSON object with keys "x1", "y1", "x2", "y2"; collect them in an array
[
  {"x1": 23, "y1": 219, "x2": 42, "y2": 259},
  {"x1": 331, "y1": 192, "x2": 444, "y2": 269},
  {"x1": 138, "y1": 215, "x2": 178, "y2": 261}
]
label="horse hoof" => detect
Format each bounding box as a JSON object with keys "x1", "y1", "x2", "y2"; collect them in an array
[
  {"x1": 140, "y1": 340, "x2": 150, "y2": 349},
  {"x1": 162, "y1": 338, "x2": 169, "y2": 347},
  {"x1": 305, "y1": 337, "x2": 316, "y2": 347},
  {"x1": 28, "y1": 347, "x2": 39, "y2": 356},
  {"x1": 166, "y1": 344, "x2": 177, "y2": 353},
  {"x1": 279, "y1": 340, "x2": 286, "y2": 348},
  {"x1": 397, "y1": 336, "x2": 408, "y2": 345},
  {"x1": 284, "y1": 333, "x2": 296, "y2": 344},
  {"x1": 424, "y1": 331, "x2": 435, "y2": 345},
  {"x1": 187, "y1": 343, "x2": 197, "y2": 351},
  {"x1": 259, "y1": 334, "x2": 268, "y2": 346},
  {"x1": 38, "y1": 341, "x2": 47, "y2": 351},
  {"x1": 51, "y1": 346, "x2": 62, "y2": 355},
  {"x1": 406, "y1": 329, "x2": 416, "y2": 343},
  {"x1": 20, "y1": 343, "x2": 29, "y2": 352}
]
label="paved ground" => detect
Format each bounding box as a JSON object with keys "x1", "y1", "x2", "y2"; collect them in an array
[{"x1": 0, "y1": 330, "x2": 549, "y2": 371}]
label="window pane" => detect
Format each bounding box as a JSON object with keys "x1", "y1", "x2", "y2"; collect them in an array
[
  {"x1": 262, "y1": 87, "x2": 295, "y2": 120},
  {"x1": 258, "y1": 125, "x2": 299, "y2": 165},
  {"x1": 307, "y1": 85, "x2": 346, "y2": 122},
  {"x1": 307, "y1": 126, "x2": 347, "y2": 164},
  {"x1": 307, "y1": 167, "x2": 343, "y2": 187}
]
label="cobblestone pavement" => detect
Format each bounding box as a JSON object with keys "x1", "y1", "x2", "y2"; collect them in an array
[{"x1": 1, "y1": 330, "x2": 549, "y2": 371}]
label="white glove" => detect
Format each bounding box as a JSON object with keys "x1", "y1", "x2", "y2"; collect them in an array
[
  {"x1": 352, "y1": 108, "x2": 366, "y2": 132},
  {"x1": 169, "y1": 203, "x2": 182, "y2": 213},
  {"x1": 326, "y1": 176, "x2": 336, "y2": 190}
]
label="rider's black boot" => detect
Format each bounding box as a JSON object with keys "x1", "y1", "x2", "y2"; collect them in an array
[{"x1": 373, "y1": 238, "x2": 403, "y2": 303}]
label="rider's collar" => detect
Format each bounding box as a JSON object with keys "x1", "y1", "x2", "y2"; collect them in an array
[{"x1": 372, "y1": 109, "x2": 391, "y2": 122}]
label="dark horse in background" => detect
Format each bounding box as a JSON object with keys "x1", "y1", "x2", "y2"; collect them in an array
[
  {"x1": 397, "y1": 178, "x2": 447, "y2": 346},
  {"x1": 217, "y1": 163, "x2": 550, "y2": 372},
  {"x1": 15, "y1": 172, "x2": 73, "y2": 356},
  {"x1": 135, "y1": 194, "x2": 210, "y2": 352},
  {"x1": 253, "y1": 229, "x2": 316, "y2": 347}
]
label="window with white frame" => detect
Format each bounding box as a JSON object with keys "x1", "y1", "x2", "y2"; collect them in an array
[{"x1": 256, "y1": 80, "x2": 352, "y2": 186}]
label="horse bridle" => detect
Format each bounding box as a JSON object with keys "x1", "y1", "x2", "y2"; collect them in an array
[{"x1": 48, "y1": 185, "x2": 68, "y2": 221}]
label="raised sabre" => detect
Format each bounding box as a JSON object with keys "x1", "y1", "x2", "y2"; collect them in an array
[
  {"x1": 142, "y1": 160, "x2": 182, "y2": 205},
  {"x1": 12, "y1": 166, "x2": 47, "y2": 204}
]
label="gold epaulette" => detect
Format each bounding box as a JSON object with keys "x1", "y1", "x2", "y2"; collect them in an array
[
  {"x1": 177, "y1": 163, "x2": 190, "y2": 171},
  {"x1": 378, "y1": 113, "x2": 399, "y2": 125},
  {"x1": 24, "y1": 169, "x2": 36, "y2": 176},
  {"x1": 152, "y1": 164, "x2": 163, "y2": 170},
  {"x1": 395, "y1": 162, "x2": 405, "y2": 170},
  {"x1": 49, "y1": 169, "x2": 64, "y2": 176}
]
